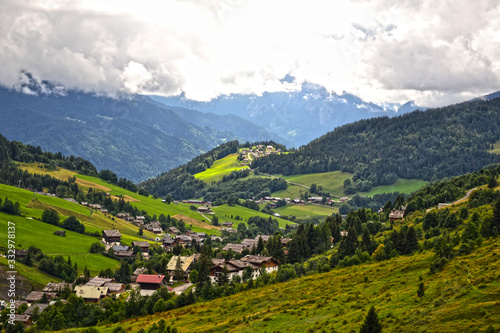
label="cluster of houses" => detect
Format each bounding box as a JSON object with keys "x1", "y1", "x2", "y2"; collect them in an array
[
  {"x1": 221, "y1": 235, "x2": 292, "y2": 254},
  {"x1": 240, "y1": 145, "x2": 281, "y2": 166},
  {"x1": 101, "y1": 227, "x2": 210, "y2": 258}
]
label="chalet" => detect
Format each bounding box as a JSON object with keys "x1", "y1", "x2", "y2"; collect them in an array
[
  {"x1": 64, "y1": 198, "x2": 77, "y2": 203},
  {"x1": 221, "y1": 227, "x2": 237, "y2": 233},
  {"x1": 145, "y1": 221, "x2": 162, "y2": 234},
  {"x1": 222, "y1": 221, "x2": 233, "y2": 228},
  {"x1": 85, "y1": 276, "x2": 113, "y2": 287},
  {"x1": 53, "y1": 230, "x2": 66, "y2": 237},
  {"x1": 241, "y1": 255, "x2": 280, "y2": 274},
  {"x1": 176, "y1": 235, "x2": 193, "y2": 247},
  {"x1": 25, "y1": 303, "x2": 49, "y2": 316},
  {"x1": 132, "y1": 241, "x2": 150, "y2": 253},
  {"x1": 292, "y1": 198, "x2": 305, "y2": 205},
  {"x1": 135, "y1": 216, "x2": 146, "y2": 220},
  {"x1": 74, "y1": 286, "x2": 108, "y2": 302},
  {"x1": 103, "y1": 282, "x2": 126, "y2": 294},
  {"x1": 308, "y1": 196, "x2": 324, "y2": 204},
  {"x1": 133, "y1": 220, "x2": 144, "y2": 227},
  {"x1": 14, "y1": 249, "x2": 28, "y2": 260},
  {"x1": 132, "y1": 267, "x2": 147, "y2": 282},
  {"x1": 281, "y1": 238, "x2": 292, "y2": 247},
  {"x1": 25, "y1": 291, "x2": 56, "y2": 303},
  {"x1": 162, "y1": 236, "x2": 176, "y2": 251},
  {"x1": 339, "y1": 197, "x2": 349, "y2": 203},
  {"x1": 210, "y1": 259, "x2": 252, "y2": 283},
  {"x1": 166, "y1": 255, "x2": 195, "y2": 280},
  {"x1": 80, "y1": 202, "x2": 88, "y2": 206},
  {"x1": 389, "y1": 210, "x2": 405, "y2": 221},
  {"x1": 89, "y1": 203, "x2": 102, "y2": 209},
  {"x1": 241, "y1": 238, "x2": 259, "y2": 248},
  {"x1": 13, "y1": 314, "x2": 31, "y2": 327},
  {"x1": 196, "y1": 232, "x2": 207, "y2": 239},
  {"x1": 255, "y1": 235, "x2": 271, "y2": 242},
  {"x1": 185, "y1": 230, "x2": 196, "y2": 236},
  {"x1": 100, "y1": 209, "x2": 109, "y2": 214},
  {"x1": 198, "y1": 206, "x2": 212, "y2": 213},
  {"x1": 114, "y1": 250, "x2": 134, "y2": 259},
  {"x1": 222, "y1": 243, "x2": 247, "y2": 253},
  {"x1": 43, "y1": 282, "x2": 72, "y2": 293},
  {"x1": 168, "y1": 226, "x2": 180, "y2": 235},
  {"x1": 102, "y1": 229, "x2": 122, "y2": 243},
  {"x1": 136, "y1": 274, "x2": 166, "y2": 290},
  {"x1": 117, "y1": 212, "x2": 130, "y2": 219}
]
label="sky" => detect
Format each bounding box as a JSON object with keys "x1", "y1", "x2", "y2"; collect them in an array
[{"x1": 1, "y1": 0, "x2": 500, "y2": 107}]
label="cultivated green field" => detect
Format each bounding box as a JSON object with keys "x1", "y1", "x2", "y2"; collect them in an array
[
  {"x1": 272, "y1": 171, "x2": 427, "y2": 198},
  {"x1": 212, "y1": 204, "x2": 296, "y2": 229},
  {"x1": 359, "y1": 178, "x2": 428, "y2": 197},
  {"x1": 0, "y1": 212, "x2": 120, "y2": 275},
  {"x1": 69, "y1": 238, "x2": 500, "y2": 333},
  {"x1": 274, "y1": 203, "x2": 338, "y2": 221},
  {"x1": 194, "y1": 153, "x2": 248, "y2": 183}
]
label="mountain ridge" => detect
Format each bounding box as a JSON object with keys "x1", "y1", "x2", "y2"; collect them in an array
[{"x1": 152, "y1": 82, "x2": 423, "y2": 146}]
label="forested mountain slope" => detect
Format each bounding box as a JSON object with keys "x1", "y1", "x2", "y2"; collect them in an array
[{"x1": 252, "y1": 98, "x2": 500, "y2": 192}]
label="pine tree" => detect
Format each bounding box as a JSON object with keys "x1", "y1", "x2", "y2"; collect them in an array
[
  {"x1": 174, "y1": 256, "x2": 184, "y2": 281},
  {"x1": 218, "y1": 265, "x2": 230, "y2": 286},
  {"x1": 196, "y1": 243, "x2": 212, "y2": 287},
  {"x1": 256, "y1": 236, "x2": 265, "y2": 254},
  {"x1": 359, "y1": 306, "x2": 382, "y2": 333},
  {"x1": 417, "y1": 282, "x2": 425, "y2": 298}
]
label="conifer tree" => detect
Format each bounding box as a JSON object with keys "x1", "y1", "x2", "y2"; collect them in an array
[
  {"x1": 174, "y1": 256, "x2": 184, "y2": 281},
  {"x1": 359, "y1": 306, "x2": 382, "y2": 333}
]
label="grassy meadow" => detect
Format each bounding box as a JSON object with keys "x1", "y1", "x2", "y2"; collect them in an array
[
  {"x1": 212, "y1": 204, "x2": 296, "y2": 229},
  {"x1": 0, "y1": 212, "x2": 120, "y2": 276},
  {"x1": 359, "y1": 178, "x2": 428, "y2": 197},
  {"x1": 274, "y1": 203, "x2": 338, "y2": 221},
  {"x1": 194, "y1": 153, "x2": 248, "y2": 183}
]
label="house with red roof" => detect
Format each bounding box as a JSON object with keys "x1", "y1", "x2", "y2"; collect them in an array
[{"x1": 136, "y1": 274, "x2": 166, "y2": 290}]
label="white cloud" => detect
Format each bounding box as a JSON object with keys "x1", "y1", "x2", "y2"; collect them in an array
[{"x1": 0, "y1": 0, "x2": 499, "y2": 106}]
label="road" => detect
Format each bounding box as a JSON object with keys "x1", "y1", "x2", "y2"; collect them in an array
[
  {"x1": 172, "y1": 282, "x2": 193, "y2": 295},
  {"x1": 426, "y1": 187, "x2": 477, "y2": 212}
]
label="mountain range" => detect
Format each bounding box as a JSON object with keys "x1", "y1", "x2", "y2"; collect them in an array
[
  {"x1": 152, "y1": 81, "x2": 423, "y2": 146},
  {"x1": 0, "y1": 74, "x2": 285, "y2": 182}
]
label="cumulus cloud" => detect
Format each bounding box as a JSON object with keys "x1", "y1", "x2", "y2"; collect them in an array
[{"x1": 0, "y1": 0, "x2": 499, "y2": 106}]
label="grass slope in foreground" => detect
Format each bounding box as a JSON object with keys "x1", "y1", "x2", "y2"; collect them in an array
[{"x1": 77, "y1": 239, "x2": 499, "y2": 333}]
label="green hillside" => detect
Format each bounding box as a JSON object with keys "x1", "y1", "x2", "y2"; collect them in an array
[
  {"x1": 194, "y1": 153, "x2": 248, "y2": 183},
  {"x1": 0, "y1": 212, "x2": 120, "y2": 276},
  {"x1": 69, "y1": 239, "x2": 499, "y2": 333}
]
